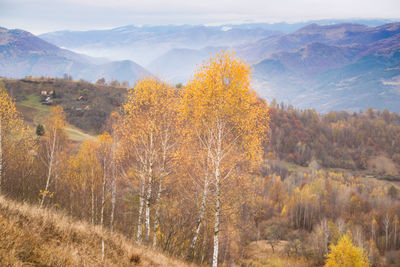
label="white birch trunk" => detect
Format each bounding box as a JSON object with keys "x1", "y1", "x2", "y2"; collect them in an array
[
  {"x1": 384, "y1": 213, "x2": 390, "y2": 250},
  {"x1": 144, "y1": 131, "x2": 154, "y2": 244},
  {"x1": 212, "y1": 161, "x2": 220, "y2": 267},
  {"x1": 188, "y1": 167, "x2": 209, "y2": 259},
  {"x1": 136, "y1": 169, "x2": 145, "y2": 244},
  {"x1": 145, "y1": 161, "x2": 153, "y2": 244},
  {"x1": 152, "y1": 129, "x2": 171, "y2": 248},
  {"x1": 152, "y1": 177, "x2": 162, "y2": 248},
  {"x1": 40, "y1": 129, "x2": 57, "y2": 208}
]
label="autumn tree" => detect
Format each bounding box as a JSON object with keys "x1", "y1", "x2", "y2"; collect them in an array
[
  {"x1": 68, "y1": 141, "x2": 102, "y2": 224},
  {"x1": 181, "y1": 51, "x2": 269, "y2": 267},
  {"x1": 39, "y1": 106, "x2": 68, "y2": 208},
  {"x1": 121, "y1": 77, "x2": 178, "y2": 245},
  {"x1": 325, "y1": 234, "x2": 369, "y2": 267},
  {"x1": 105, "y1": 112, "x2": 123, "y2": 233},
  {"x1": 96, "y1": 132, "x2": 113, "y2": 263},
  {"x1": 0, "y1": 86, "x2": 29, "y2": 194}
]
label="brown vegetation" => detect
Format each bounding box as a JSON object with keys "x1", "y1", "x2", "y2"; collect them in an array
[{"x1": 0, "y1": 195, "x2": 192, "y2": 266}]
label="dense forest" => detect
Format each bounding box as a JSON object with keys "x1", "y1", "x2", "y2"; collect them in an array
[
  {"x1": 268, "y1": 102, "x2": 400, "y2": 176},
  {"x1": 1, "y1": 52, "x2": 400, "y2": 266}
]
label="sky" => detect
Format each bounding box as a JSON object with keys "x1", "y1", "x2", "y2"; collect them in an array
[{"x1": 1, "y1": 0, "x2": 400, "y2": 34}]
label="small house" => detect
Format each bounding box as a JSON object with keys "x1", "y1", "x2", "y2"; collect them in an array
[{"x1": 42, "y1": 97, "x2": 53, "y2": 105}]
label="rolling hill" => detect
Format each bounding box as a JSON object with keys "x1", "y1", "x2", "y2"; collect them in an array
[
  {"x1": 0, "y1": 27, "x2": 149, "y2": 85},
  {"x1": 0, "y1": 195, "x2": 192, "y2": 266}
]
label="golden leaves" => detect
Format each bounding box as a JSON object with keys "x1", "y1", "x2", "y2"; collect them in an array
[
  {"x1": 122, "y1": 77, "x2": 177, "y2": 143},
  {"x1": 0, "y1": 86, "x2": 26, "y2": 137},
  {"x1": 325, "y1": 234, "x2": 369, "y2": 267},
  {"x1": 181, "y1": 51, "x2": 270, "y2": 164}
]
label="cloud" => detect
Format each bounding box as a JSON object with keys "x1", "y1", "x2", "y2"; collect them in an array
[{"x1": 0, "y1": 0, "x2": 399, "y2": 34}]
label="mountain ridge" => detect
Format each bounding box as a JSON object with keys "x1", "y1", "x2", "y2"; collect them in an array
[
  {"x1": 0, "y1": 27, "x2": 150, "y2": 85},
  {"x1": 251, "y1": 22, "x2": 400, "y2": 112}
]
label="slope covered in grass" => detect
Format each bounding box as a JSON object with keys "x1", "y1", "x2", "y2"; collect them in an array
[{"x1": 0, "y1": 195, "x2": 192, "y2": 266}]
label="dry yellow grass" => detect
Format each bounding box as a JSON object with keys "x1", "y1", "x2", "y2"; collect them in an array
[
  {"x1": 240, "y1": 240, "x2": 313, "y2": 267},
  {"x1": 0, "y1": 195, "x2": 194, "y2": 267}
]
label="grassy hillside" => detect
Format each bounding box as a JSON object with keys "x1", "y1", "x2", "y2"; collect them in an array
[
  {"x1": 0, "y1": 195, "x2": 192, "y2": 266},
  {"x1": 1, "y1": 77, "x2": 127, "y2": 140},
  {"x1": 15, "y1": 94, "x2": 94, "y2": 142}
]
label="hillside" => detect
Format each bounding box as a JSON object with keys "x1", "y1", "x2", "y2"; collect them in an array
[
  {"x1": 0, "y1": 27, "x2": 149, "y2": 85},
  {"x1": 266, "y1": 104, "x2": 400, "y2": 179},
  {"x1": 1, "y1": 77, "x2": 126, "y2": 134},
  {"x1": 0, "y1": 195, "x2": 191, "y2": 266}
]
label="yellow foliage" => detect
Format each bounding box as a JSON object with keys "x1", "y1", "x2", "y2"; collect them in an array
[
  {"x1": 122, "y1": 77, "x2": 177, "y2": 142},
  {"x1": 181, "y1": 51, "x2": 270, "y2": 164},
  {"x1": 0, "y1": 87, "x2": 25, "y2": 132},
  {"x1": 325, "y1": 234, "x2": 369, "y2": 267}
]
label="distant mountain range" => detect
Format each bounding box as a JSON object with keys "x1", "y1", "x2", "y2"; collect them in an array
[
  {"x1": 249, "y1": 22, "x2": 400, "y2": 112},
  {"x1": 38, "y1": 19, "x2": 394, "y2": 82},
  {"x1": 39, "y1": 24, "x2": 280, "y2": 66},
  {"x1": 0, "y1": 27, "x2": 149, "y2": 84},
  {"x1": 1, "y1": 19, "x2": 400, "y2": 112}
]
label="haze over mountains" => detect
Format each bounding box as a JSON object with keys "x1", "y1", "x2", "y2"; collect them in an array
[
  {"x1": 0, "y1": 27, "x2": 149, "y2": 84},
  {"x1": 1, "y1": 19, "x2": 400, "y2": 112},
  {"x1": 249, "y1": 22, "x2": 400, "y2": 112}
]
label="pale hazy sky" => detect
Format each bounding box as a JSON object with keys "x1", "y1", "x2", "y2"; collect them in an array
[{"x1": 1, "y1": 0, "x2": 399, "y2": 34}]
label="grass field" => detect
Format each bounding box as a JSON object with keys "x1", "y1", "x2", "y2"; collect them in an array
[{"x1": 16, "y1": 94, "x2": 94, "y2": 142}]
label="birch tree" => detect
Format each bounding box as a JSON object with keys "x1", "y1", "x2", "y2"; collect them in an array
[
  {"x1": 39, "y1": 106, "x2": 67, "y2": 208},
  {"x1": 96, "y1": 132, "x2": 113, "y2": 263},
  {"x1": 180, "y1": 51, "x2": 269, "y2": 266},
  {"x1": 184, "y1": 143, "x2": 212, "y2": 260},
  {"x1": 106, "y1": 112, "x2": 123, "y2": 233},
  {"x1": 121, "y1": 77, "x2": 177, "y2": 245},
  {"x1": 383, "y1": 212, "x2": 391, "y2": 250}
]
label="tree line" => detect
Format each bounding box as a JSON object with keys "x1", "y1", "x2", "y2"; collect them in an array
[{"x1": 267, "y1": 102, "x2": 400, "y2": 174}]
